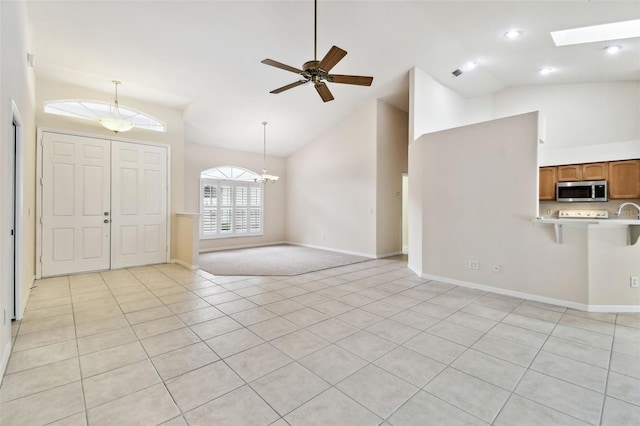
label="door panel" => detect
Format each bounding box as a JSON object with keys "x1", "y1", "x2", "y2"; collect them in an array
[
  {"x1": 42, "y1": 133, "x2": 111, "y2": 276},
  {"x1": 111, "y1": 141, "x2": 168, "y2": 268}
]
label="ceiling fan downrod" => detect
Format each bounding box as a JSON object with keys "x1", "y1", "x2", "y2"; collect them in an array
[{"x1": 260, "y1": 0, "x2": 374, "y2": 102}]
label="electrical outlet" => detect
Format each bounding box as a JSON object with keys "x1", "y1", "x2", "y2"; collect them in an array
[
  {"x1": 468, "y1": 260, "x2": 479, "y2": 270},
  {"x1": 631, "y1": 276, "x2": 639, "y2": 288},
  {"x1": 492, "y1": 265, "x2": 501, "y2": 273}
]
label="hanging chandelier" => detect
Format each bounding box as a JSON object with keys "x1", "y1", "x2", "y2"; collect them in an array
[
  {"x1": 255, "y1": 121, "x2": 279, "y2": 183},
  {"x1": 98, "y1": 80, "x2": 135, "y2": 133}
]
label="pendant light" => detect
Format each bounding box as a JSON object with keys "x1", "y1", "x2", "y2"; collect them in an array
[
  {"x1": 98, "y1": 80, "x2": 134, "y2": 133},
  {"x1": 255, "y1": 122, "x2": 279, "y2": 183}
]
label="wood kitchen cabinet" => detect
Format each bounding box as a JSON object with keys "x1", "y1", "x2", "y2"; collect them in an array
[
  {"x1": 557, "y1": 164, "x2": 581, "y2": 181},
  {"x1": 609, "y1": 160, "x2": 640, "y2": 199},
  {"x1": 582, "y1": 162, "x2": 608, "y2": 180},
  {"x1": 539, "y1": 167, "x2": 557, "y2": 200}
]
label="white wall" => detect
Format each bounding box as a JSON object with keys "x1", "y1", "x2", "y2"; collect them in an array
[
  {"x1": 494, "y1": 82, "x2": 640, "y2": 150},
  {"x1": 285, "y1": 99, "x2": 408, "y2": 258},
  {"x1": 0, "y1": 0, "x2": 37, "y2": 377},
  {"x1": 286, "y1": 100, "x2": 378, "y2": 257},
  {"x1": 376, "y1": 101, "x2": 408, "y2": 257},
  {"x1": 415, "y1": 113, "x2": 590, "y2": 306},
  {"x1": 183, "y1": 142, "x2": 286, "y2": 252},
  {"x1": 407, "y1": 140, "x2": 424, "y2": 274},
  {"x1": 539, "y1": 140, "x2": 640, "y2": 167},
  {"x1": 410, "y1": 68, "x2": 493, "y2": 141},
  {"x1": 411, "y1": 67, "x2": 640, "y2": 161}
]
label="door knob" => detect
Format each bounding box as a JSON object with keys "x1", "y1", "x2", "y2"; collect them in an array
[
  {"x1": 104, "y1": 219, "x2": 110, "y2": 223},
  {"x1": 104, "y1": 212, "x2": 110, "y2": 216}
]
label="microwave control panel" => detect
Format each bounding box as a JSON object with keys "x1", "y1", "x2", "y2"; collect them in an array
[{"x1": 559, "y1": 209, "x2": 609, "y2": 219}]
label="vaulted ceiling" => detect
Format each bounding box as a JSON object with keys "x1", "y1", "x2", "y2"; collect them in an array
[{"x1": 26, "y1": 1, "x2": 640, "y2": 156}]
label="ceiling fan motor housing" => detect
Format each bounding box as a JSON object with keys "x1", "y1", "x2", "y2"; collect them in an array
[{"x1": 260, "y1": 0, "x2": 373, "y2": 102}]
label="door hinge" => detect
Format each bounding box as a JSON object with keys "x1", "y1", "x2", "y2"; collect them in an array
[
  {"x1": 10, "y1": 229, "x2": 14, "y2": 236},
  {"x1": 40, "y1": 178, "x2": 44, "y2": 186}
]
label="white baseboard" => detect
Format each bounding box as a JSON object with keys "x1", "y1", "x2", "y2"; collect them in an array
[
  {"x1": 16, "y1": 275, "x2": 35, "y2": 321},
  {"x1": 170, "y1": 259, "x2": 200, "y2": 270},
  {"x1": 1, "y1": 340, "x2": 11, "y2": 382},
  {"x1": 199, "y1": 240, "x2": 289, "y2": 254},
  {"x1": 407, "y1": 263, "x2": 422, "y2": 277},
  {"x1": 286, "y1": 241, "x2": 376, "y2": 259},
  {"x1": 420, "y1": 273, "x2": 589, "y2": 312},
  {"x1": 376, "y1": 251, "x2": 403, "y2": 259},
  {"x1": 199, "y1": 240, "x2": 390, "y2": 261},
  {"x1": 588, "y1": 305, "x2": 640, "y2": 313},
  {"x1": 417, "y1": 272, "x2": 637, "y2": 312}
]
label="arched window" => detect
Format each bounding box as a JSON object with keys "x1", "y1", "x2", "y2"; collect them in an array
[
  {"x1": 200, "y1": 166, "x2": 263, "y2": 239},
  {"x1": 44, "y1": 100, "x2": 166, "y2": 132}
]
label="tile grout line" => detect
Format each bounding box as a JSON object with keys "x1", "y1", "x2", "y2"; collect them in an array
[
  {"x1": 3, "y1": 260, "x2": 638, "y2": 425},
  {"x1": 597, "y1": 314, "x2": 618, "y2": 426}
]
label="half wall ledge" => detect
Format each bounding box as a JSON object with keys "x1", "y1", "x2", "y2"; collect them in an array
[{"x1": 533, "y1": 218, "x2": 640, "y2": 246}]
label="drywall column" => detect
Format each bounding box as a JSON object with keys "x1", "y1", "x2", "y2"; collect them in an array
[
  {"x1": 173, "y1": 213, "x2": 201, "y2": 269},
  {"x1": 407, "y1": 140, "x2": 423, "y2": 275}
]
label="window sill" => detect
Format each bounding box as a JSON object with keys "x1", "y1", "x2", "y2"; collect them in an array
[{"x1": 200, "y1": 233, "x2": 264, "y2": 241}]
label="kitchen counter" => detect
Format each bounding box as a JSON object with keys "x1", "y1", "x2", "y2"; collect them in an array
[{"x1": 532, "y1": 217, "x2": 640, "y2": 245}]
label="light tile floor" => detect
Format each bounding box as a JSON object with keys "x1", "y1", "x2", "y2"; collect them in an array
[{"x1": 1, "y1": 257, "x2": 639, "y2": 425}]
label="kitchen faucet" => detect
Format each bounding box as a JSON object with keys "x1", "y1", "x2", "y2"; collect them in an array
[{"x1": 614, "y1": 202, "x2": 640, "y2": 219}]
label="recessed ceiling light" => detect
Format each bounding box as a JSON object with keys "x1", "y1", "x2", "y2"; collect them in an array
[
  {"x1": 504, "y1": 29, "x2": 522, "y2": 39},
  {"x1": 462, "y1": 61, "x2": 477, "y2": 71},
  {"x1": 604, "y1": 45, "x2": 622, "y2": 55},
  {"x1": 540, "y1": 67, "x2": 555, "y2": 76},
  {"x1": 550, "y1": 19, "x2": 640, "y2": 46}
]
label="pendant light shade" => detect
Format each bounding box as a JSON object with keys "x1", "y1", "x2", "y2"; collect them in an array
[
  {"x1": 255, "y1": 122, "x2": 279, "y2": 183},
  {"x1": 99, "y1": 80, "x2": 134, "y2": 133}
]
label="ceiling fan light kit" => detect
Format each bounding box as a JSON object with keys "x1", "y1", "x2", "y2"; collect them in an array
[{"x1": 261, "y1": 0, "x2": 373, "y2": 102}]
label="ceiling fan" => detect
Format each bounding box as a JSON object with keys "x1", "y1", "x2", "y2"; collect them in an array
[{"x1": 261, "y1": 0, "x2": 374, "y2": 102}]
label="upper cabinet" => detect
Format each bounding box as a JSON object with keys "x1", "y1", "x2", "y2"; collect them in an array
[
  {"x1": 539, "y1": 167, "x2": 557, "y2": 200},
  {"x1": 557, "y1": 164, "x2": 581, "y2": 182},
  {"x1": 609, "y1": 160, "x2": 640, "y2": 199},
  {"x1": 556, "y1": 162, "x2": 608, "y2": 182},
  {"x1": 539, "y1": 159, "x2": 639, "y2": 201},
  {"x1": 582, "y1": 162, "x2": 608, "y2": 181}
]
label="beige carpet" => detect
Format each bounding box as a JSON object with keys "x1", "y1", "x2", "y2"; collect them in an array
[{"x1": 198, "y1": 244, "x2": 371, "y2": 276}]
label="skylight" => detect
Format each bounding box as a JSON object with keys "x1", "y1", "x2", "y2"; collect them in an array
[
  {"x1": 551, "y1": 19, "x2": 640, "y2": 47},
  {"x1": 44, "y1": 100, "x2": 166, "y2": 132}
]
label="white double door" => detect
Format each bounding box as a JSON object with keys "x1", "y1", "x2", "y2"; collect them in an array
[{"x1": 41, "y1": 132, "x2": 168, "y2": 277}]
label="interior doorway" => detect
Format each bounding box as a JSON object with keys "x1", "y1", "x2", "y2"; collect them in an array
[{"x1": 402, "y1": 173, "x2": 408, "y2": 255}]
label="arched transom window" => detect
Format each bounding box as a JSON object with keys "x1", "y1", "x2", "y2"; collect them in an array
[{"x1": 200, "y1": 166, "x2": 263, "y2": 239}]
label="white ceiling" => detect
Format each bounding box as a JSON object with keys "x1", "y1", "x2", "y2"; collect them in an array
[{"x1": 26, "y1": 1, "x2": 640, "y2": 156}]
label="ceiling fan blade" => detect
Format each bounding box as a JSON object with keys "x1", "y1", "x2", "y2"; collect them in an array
[
  {"x1": 270, "y1": 80, "x2": 309, "y2": 94},
  {"x1": 261, "y1": 59, "x2": 303, "y2": 74},
  {"x1": 328, "y1": 74, "x2": 374, "y2": 86},
  {"x1": 317, "y1": 46, "x2": 347, "y2": 73},
  {"x1": 315, "y1": 82, "x2": 334, "y2": 102}
]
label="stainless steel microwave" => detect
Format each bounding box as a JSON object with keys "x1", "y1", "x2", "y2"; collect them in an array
[{"x1": 556, "y1": 180, "x2": 607, "y2": 202}]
